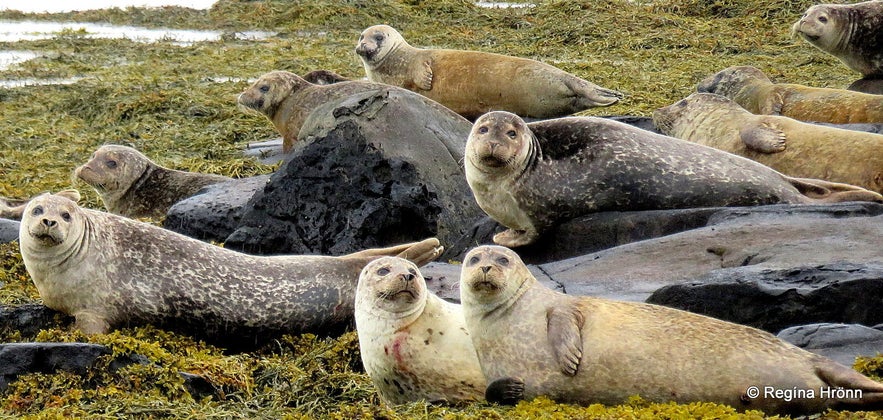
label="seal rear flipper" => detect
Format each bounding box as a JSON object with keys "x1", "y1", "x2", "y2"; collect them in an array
[
  {"x1": 739, "y1": 123, "x2": 787, "y2": 153},
  {"x1": 346, "y1": 238, "x2": 442, "y2": 267},
  {"x1": 547, "y1": 304, "x2": 585, "y2": 376},
  {"x1": 485, "y1": 377, "x2": 525, "y2": 405},
  {"x1": 567, "y1": 77, "x2": 623, "y2": 107},
  {"x1": 786, "y1": 176, "x2": 883, "y2": 203},
  {"x1": 814, "y1": 357, "x2": 883, "y2": 410},
  {"x1": 493, "y1": 229, "x2": 539, "y2": 248}
]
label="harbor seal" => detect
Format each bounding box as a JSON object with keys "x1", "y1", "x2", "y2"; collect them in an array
[
  {"x1": 653, "y1": 93, "x2": 883, "y2": 193},
  {"x1": 355, "y1": 25, "x2": 623, "y2": 120},
  {"x1": 18, "y1": 192, "x2": 443, "y2": 350},
  {"x1": 464, "y1": 111, "x2": 882, "y2": 247},
  {"x1": 1, "y1": 189, "x2": 80, "y2": 220},
  {"x1": 74, "y1": 145, "x2": 230, "y2": 219},
  {"x1": 302, "y1": 69, "x2": 350, "y2": 85},
  {"x1": 355, "y1": 257, "x2": 486, "y2": 404},
  {"x1": 237, "y1": 70, "x2": 383, "y2": 152},
  {"x1": 697, "y1": 65, "x2": 883, "y2": 124},
  {"x1": 792, "y1": 0, "x2": 883, "y2": 78},
  {"x1": 459, "y1": 245, "x2": 883, "y2": 415}
]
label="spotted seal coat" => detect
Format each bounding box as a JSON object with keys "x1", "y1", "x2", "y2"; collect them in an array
[
  {"x1": 464, "y1": 111, "x2": 882, "y2": 247},
  {"x1": 654, "y1": 93, "x2": 883, "y2": 194},
  {"x1": 792, "y1": 1, "x2": 883, "y2": 78},
  {"x1": 355, "y1": 257, "x2": 485, "y2": 404},
  {"x1": 459, "y1": 245, "x2": 883, "y2": 415},
  {"x1": 355, "y1": 25, "x2": 623, "y2": 120},
  {"x1": 18, "y1": 192, "x2": 443, "y2": 350},
  {"x1": 74, "y1": 145, "x2": 230, "y2": 219},
  {"x1": 697, "y1": 65, "x2": 883, "y2": 124}
]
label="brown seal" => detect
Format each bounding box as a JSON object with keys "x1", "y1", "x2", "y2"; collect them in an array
[
  {"x1": 302, "y1": 69, "x2": 350, "y2": 85},
  {"x1": 464, "y1": 111, "x2": 882, "y2": 247},
  {"x1": 654, "y1": 93, "x2": 883, "y2": 193},
  {"x1": 459, "y1": 245, "x2": 883, "y2": 415},
  {"x1": 74, "y1": 144, "x2": 230, "y2": 219},
  {"x1": 0, "y1": 189, "x2": 80, "y2": 220},
  {"x1": 792, "y1": 1, "x2": 883, "y2": 78},
  {"x1": 355, "y1": 257, "x2": 485, "y2": 404},
  {"x1": 355, "y1": 25, "x2": 623, "y2": 120},
  {"x1": 697, "y1": 65, "x2": 883, "y2": 124},
  {"x1": 18, "y1": 192, "x2": 443, "y2": 350},
  {"x1": 237, "y1": 70, "x2": 383, "y2": 152}
]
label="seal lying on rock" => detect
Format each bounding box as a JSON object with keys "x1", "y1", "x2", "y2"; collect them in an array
[
  {"x1": 237, "y1": 70, "x2": 383, "y2": 152},
  {"x1": 355, "y1": 257, "x2": 485, "y2": 404},
  {"x1": 792, "y1": 1, "x2": 883, "y2": 78},
  {"x1": 697, "y1": 66, "x2": 883, "y2": 124},
  {"x1": 355, "y1": 24, "x2": 623, "y2": 120},
  {"x1": 464, "y1": 111, "x2": 882, "y2": 247},
  {"x1": 654, "y1": 93, "x2": 883, "y2": 193},
  {"x1": 18, "y1": 192, "x2": 443, "y2": 350},
  {"x1": 460, "y1": 245, "x2": 883, "y2": 416},
  {"x1": 1, "y1": 189, "x2": 80, "y2": 221},
  {"x1": 74, "y1": 145, "x2": 230, "y2": 219}
]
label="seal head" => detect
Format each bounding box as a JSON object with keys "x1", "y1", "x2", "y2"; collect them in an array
[{"x1": 792, "y1": 1, "x2": 883, "y2": 77}]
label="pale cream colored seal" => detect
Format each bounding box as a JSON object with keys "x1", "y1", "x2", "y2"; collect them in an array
[
  {"x1": 0, "y1": 189, "x2": 80, "y2": 220},
  {"x1": 459, "y1": 245, "x2": 883, "y2": 415},
  {"x1": 654, "y1": 93, "x2": 883, "y2": 193},
  {"x1": 74, "y1": 145, "x2": 230, "y2": 218},
  {"x1": 355, "y1": 25, "x2": 623, "y2": 120},
  {"x1": 355, "y1": 256, "x2": 485, "y2": 405},
  {"x1": 793, "y1": 1, "x2": 883, "y2": 78},
  {"x1": 697, "y1": 65, "x2": 883, "y2": 124},
  {"x1": 18, "y1": 192, "x2": 443, "y2": 350}
]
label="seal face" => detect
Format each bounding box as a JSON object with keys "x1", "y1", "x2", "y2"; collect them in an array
[
  {"x1": 0, "y1": 189, "x2": 80, "y2": 221},
  {"x1": 792, "y1": 1, "x2": 883, "y2": 77},
  {"x1": 355, "y1": 257, "x2": 486, "y2": 404},
  {"x1": 354, "y1": 24, "x2": 623, "y2": 120},
  {"x1": 459, "y1": 245, "x2": 883, "y2": 415},
  {"x1": 696, "y1": 65, "x2": 883, "y2": 124},
  {"x1": 18, "y1": 193, "x2": 443, "y2": 350},
  {"x1": 464, "y1": 111, "x2": 882, "y2": 247},
  {"x1": 654, "y1": 93, "x2": 883, "y2": 194},
  {"x1": 74, "y1": 144, "x2": 229, "y2": 218}
]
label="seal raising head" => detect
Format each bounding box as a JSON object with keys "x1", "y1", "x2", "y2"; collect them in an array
[
  {"x1": 792, "y1": 1, "x2": 883, "y2": 77},
  {"x1": 459, "y1": 245, "x2": 883, "y2": 415},
  {"x1": 355, "y1": 257, "x2": 486, "y2": 404},
  {"x1": 355, "y1": 24, "x2": 623, "y2": 120}
]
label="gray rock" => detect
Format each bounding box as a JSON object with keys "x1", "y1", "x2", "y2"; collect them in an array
[
  {"x1": 0, "y1": 304, "x2": 72, "y2": 338},
  {"x1": 0, "y1": 342, "x2": 111, "y2": 389},
  {"x1": 164, "y1": 175, "x2": 270, "y2": 242},
  {"x1": 0, "y1": 219, "x2": 19, "y2": 244},
  {"x1": 778, "y1": 323, "x2": 883, "y2": 367},
  {"x1": 225, "y1": 87, "x2": 484, "y2": 256},
  {"x1": 848, "y1": 76, "x2": 883, "y2": 95}
]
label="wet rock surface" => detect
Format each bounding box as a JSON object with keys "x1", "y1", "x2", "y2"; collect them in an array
[
  {"x1": 778, "y1": 323, "x2": 883, "y2": 367},
  {"x1": 848, "y1": 76, "x2": 883, "y2": 95},
  {"x1": 0, "y1": 342, "x2": 111, "y2": 389},
  {"x1": 0, "y1": 219, "x2": 19, "y2": 244},
  {"x1": 0, "y1": 304, "x2": 72, "y2": 337}
]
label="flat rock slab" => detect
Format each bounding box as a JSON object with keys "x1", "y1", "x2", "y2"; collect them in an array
[
  {"x1": 0, "y1": 342, "x2": 111, "y2": 389},
  {"x1": 0, "y1": 304, "x2": 72, "y2": 337},
  {"x1": 778, "y1": 323, "x2": 883, "y2": 367},
  {"x1": 0, "y1": 219, "x2": 19, "y2": 244}
]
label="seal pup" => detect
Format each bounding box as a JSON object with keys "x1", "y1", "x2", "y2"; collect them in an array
[
  {"x1": 460, "y1": 245, "x2": 883, "y2": 415},
  {"x1": 18, "y1": 192, "x2": 443, "y2": 350},
  {"x1": 792, "y1": 1, "x2": 883, "y2": 78},
  {"x1": 354, "y1": 24, "x2": 623, "y2": 120},
  {"x1": 74, "y1": 145, "x2": 230, "y2": 219},
  {"x1": 237, "y1": 70, "x2": 384, "y2": 152},
  {"x1": 654, "y1": 93, "x2": 883, "y2": 193},
  {"x1": 0, "y1": 189, "x2": 80, "y2": 220},
  {"x1": 355, "y1": 257, "x2": 485, "y2": 404},
  {"x1": 464, "y1": 111, "x2": 882, "y2": 247},
  {"x1": 697, "y1": 65, "x2": 883, "y2": 124}
]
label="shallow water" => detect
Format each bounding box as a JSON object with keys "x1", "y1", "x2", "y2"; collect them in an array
[
  {"x1": 475, "y1": 2, "x2": 536, "y2": 8},
  {"x1": 0, "y1": 0, "x2": 217, "y2": 13},
  {"x1": 0, "y1": 49, "x2": 37, "y2": 70},
  {"x1": 0, "y1": 20, "x2": 272, "y2": 44}
]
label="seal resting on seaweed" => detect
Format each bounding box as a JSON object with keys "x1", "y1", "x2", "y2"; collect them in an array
[{"x1": 792, "y1": 1, "x2": 883, "y2": 78}]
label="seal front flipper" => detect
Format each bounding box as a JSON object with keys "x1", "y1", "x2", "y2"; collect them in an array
[
  {"x1": 547, "y1": 304, "x2": 585, "y2": 376},
  {"x1": 414, "y1": 59, "x2": 433, "y2": 91},
  {"x1": 485, "y1": 377, "x2": 525, "y2": 405},
  {"x1": 739, "y1": 122, "x2": 787, "y2": 153},
  {"x1": 74, "y1": 311, "x2": 111, "y2": 334}
]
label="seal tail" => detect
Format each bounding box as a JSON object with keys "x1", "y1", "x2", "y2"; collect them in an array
[
  {"x1": 785, "y1": 176, "x2": 883, "y2": 203},
  {"x1": 346, "y1": 238, "x2": 443, "y2": 267},
  {"x1": 814, "y1": 357, "x2": 883, "y2": 411}
]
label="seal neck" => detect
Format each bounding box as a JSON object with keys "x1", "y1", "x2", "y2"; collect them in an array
[{"x1": 478, "y1": 274, "x2": 535, "y2": 321}]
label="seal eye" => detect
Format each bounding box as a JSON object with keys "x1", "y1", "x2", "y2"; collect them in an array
[
  {"x1": 817, "y1": 15, "x2": 827, "y2": 23},
  {"x1": 374, "y1": 34, "x2": 384, "y2": 42},
  {"x1": 506, "y1": 130, "x2": 517, "y2": 139},
  {"x1": 377, "y1": 267, "x2": 390, "y2": 276},
  {"x1": 408, "y1": 268, "x2": 417, "y2": 276},
  {"x1": 106, "y1": 160, "x2": 117, "y2": 169},
  {"x1": 677, "y1": 100, "x2": 687, "y2": 107},
  {"x1": 496, "y1": 257, "x2": 510, "y2": 266},
  {"x1": 259, "y1": 85, "x2": 270, "y2": 93},
  {"x1": 32, "y1": 206, "x2": 43, "y2": 216},
  {"x1": 478, "y1": 126, "x2": 488, "y2": 134},
  {"x1": 61, "y1": 212, "x2": 71, "y2": 222},
  {"x1": 468, "y1": 256, "x2": 480, "y2": 265}
]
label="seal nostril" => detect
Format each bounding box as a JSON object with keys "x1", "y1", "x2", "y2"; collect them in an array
[
  {"x1": 42, "y1": 218, "x2": 56, "y2": 227},
  {"x1": 481, "y1": 266, "x2": 491, "y2": 274},
  {"x1": 403, "y1": 273, "x2": 415, "y2": 282}
]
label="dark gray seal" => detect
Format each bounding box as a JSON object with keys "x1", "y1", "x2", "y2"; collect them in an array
[
  {"x1": 792, "y1": 1, "x2": 883, "y2": 78},
  {"x1": 18, "y1": 192, "x2": 443, "y2": 350},
  {"x1": 464, "y1": 111, "x2": 883, "y2": 247},
  {"x1": 460, "y1": 245, "x2": 883, "y2": 416},
  {"x1": 74, "y1": 145, "x2": 230, "y2": 219}
]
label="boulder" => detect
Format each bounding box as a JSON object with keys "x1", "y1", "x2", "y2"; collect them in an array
[
  {"x1": 163, "y1": 175, "x2": 270, "y2": 243},
  {"x1": 0, "y1": 304, "x2": 72, "y2": 337},
  {"x1": 225, "y1": 87, "x2": 484, "y2": 256},
  {"x1": 778, "y1": 323, "x2": 883, "y2": 367},
  {"x1": 0, "y1": 219, "x2": 18, "y2": 244},
  {"x1": 0, "y1": 342, "x2": 111, "y2": 389}
]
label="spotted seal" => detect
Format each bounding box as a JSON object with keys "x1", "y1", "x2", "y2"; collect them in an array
[
  {"x1": 459, "y1": 245, "x2": 883, "y2": 415},
  {"x1": 792, "y1": 1, "x2": 883, "y2": 78},
  {"x1": 355, "y1": 25, "x2": 623, "y2": 120},
  {"x1": 653, "y1": 93, "x2": 883, "y2": 193},
  {"x1": 697, "y1": 65, "x2": 883, "y2": 124},
  {"x1": 464, "y1": 111, "x2": 882, "y2": 247},
  {"x1": 355, "y1": 256, "x2": 485, "y2": 404},
  {"x1": 74, "y1": 144, "x2": 230, "y2": 219},
  {"x1": 18, "y1": 192, "x2": 443, "y2": 350}
]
